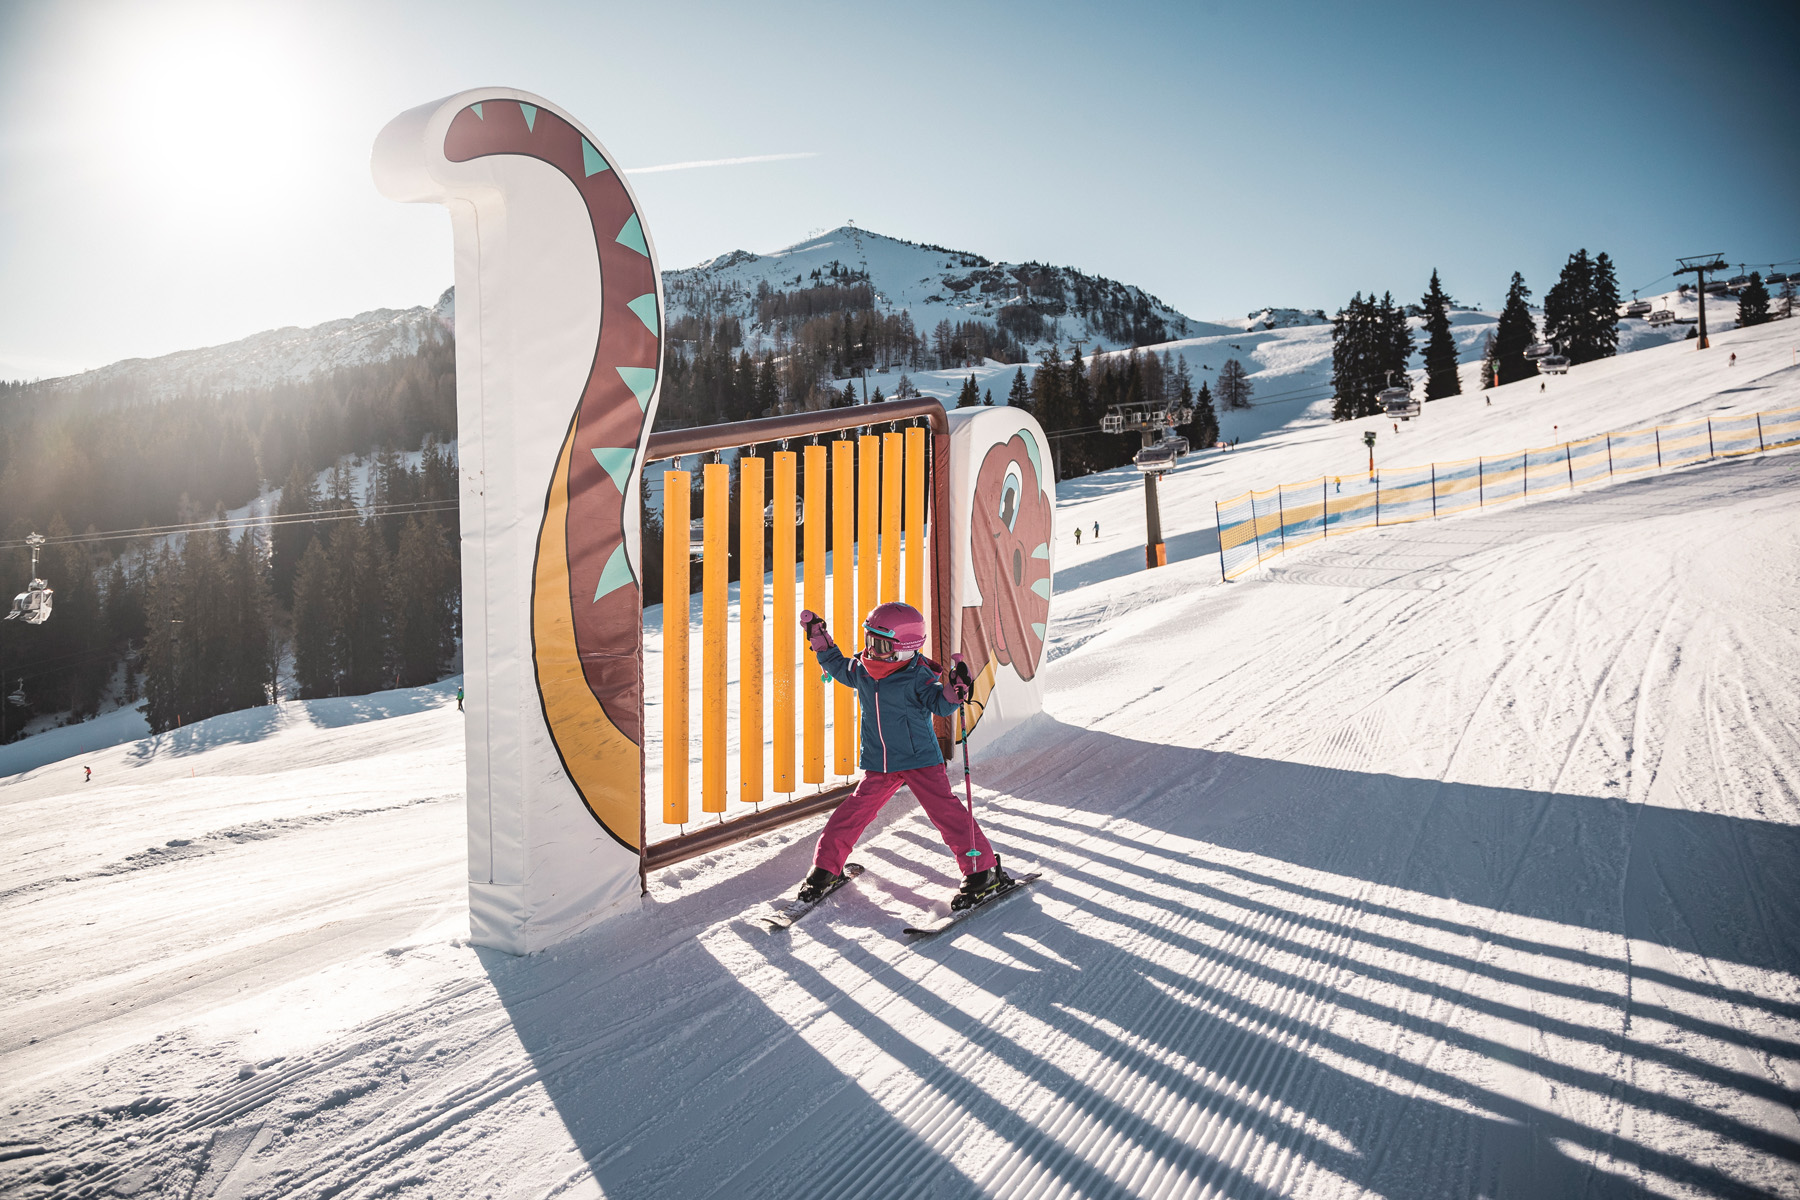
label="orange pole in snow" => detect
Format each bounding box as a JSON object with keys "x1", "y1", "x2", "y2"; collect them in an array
[
  {"x1": 661, "y1": 469, "x2": 690, "y2": 826},
  {"x1": 833, "y1": 439, "x2": 857, "y2": 777},
  {"x1": 802, "y1": 446, "x2": 826, "y2": 785},
  {"x1": 904, "y1": 426, "x2": 925, "y2": 614},
  {"x1": 771, "y1": 451, "x2": 796, "y2": 793},
  {"x1": 738, "y1": 457, "x2": 765, "y2": 807},
  {"x1": 701, "y1": 463, "x2": 729, "y2": 814},
  {"x1": 881, "y1": 431, "x2": 903, "y2": 603}
]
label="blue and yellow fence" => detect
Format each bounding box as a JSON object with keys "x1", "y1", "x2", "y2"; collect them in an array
[{"x1": 1216, "y1": 406, "x2": 1800, "y2": 580}]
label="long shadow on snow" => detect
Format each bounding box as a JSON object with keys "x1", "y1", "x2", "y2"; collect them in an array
[{"x1": 477, "y1": 720, "x2": 1795, "y2": 1198}]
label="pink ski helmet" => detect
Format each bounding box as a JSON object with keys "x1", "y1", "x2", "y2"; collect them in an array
[{"x1": 863, "y1": 601, "x2": 926, "y2": 661}]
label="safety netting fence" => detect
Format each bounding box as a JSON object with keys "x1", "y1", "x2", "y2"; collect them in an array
[{"x1": 1215, "y1": 406, "x2": 1800, "y2": 580}]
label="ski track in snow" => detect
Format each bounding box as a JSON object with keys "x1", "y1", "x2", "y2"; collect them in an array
[{"x1": 3, "y1": 322, "x2": 1800, "y2": 1199}]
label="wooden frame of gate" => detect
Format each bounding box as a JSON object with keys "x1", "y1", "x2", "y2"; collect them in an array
[{"x1": 638, "y1": 395, "x2": 953, "y2": 887}]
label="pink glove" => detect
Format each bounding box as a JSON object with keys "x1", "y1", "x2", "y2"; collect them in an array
[
  {"x1": 942, "y1": 653, "x2": 974, "y2": 704},
  {"x1": 799, "y1": 609, "x2": 832, "y2": 653}
]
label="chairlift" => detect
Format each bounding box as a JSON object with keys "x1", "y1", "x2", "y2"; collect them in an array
[
  {"x1": 1379, "y1": 386, "x2": 1421, "y2": 420},
  {"x1": 5, "y1": 533, "x2": 52, "y2": 626},
  {"x1": 6, "y1": 682, "x2": 25, "y2": 707},
  {"x1": 1157, "y1": 435, "x2": 1190, "y2": 456},
  {"x1": 1647, "y1": 308, "x2": 1675, "y2": 327},
  {"x1": 1766, "y1": 271, "x2": 1789, "y2": 286},
  {"x1": 1133, "y1": 444, "x2": 1178, "y2": 474},
  {"x1": 1524, "y1": 341, "x2": 1554, "y2": 360},
  {"x1": 1623, "y1": 297, "x2": 1652, "y2": 318},
  {"x1": 1100, "y1": 413, "x2": 1125, "y2": 435},
  {"x1": 1725, "y1": 274, "x2": 1752, "y2": 294},
  {"x1": 1539, "y1": 355, "x2": 1571, "y2": 375}
]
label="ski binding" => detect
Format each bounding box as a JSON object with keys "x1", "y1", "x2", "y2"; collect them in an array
[
  {"x1": 904, "y1": 872, "x2": 1042, "y2": 937},
  {"x1": 760, "y1": 862, "x2": 865, "y2": 930}
]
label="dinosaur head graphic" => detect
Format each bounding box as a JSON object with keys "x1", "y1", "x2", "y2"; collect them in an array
[{"x1": 959, "y1": 433, "x2": 1052, "y2": 689}]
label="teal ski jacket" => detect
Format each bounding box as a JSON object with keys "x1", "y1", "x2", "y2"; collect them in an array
[{"x1": 817, "y1": 643, "x2": 960, "y2": 773}]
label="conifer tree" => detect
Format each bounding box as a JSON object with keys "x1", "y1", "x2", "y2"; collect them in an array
[
  {"x1": 1217, "y1": 358, "x2": 1253, "y2": 410},
  {"x1": 1736, "y1": 272, "x2": 1771, "y2": 327},
  {"x1": 837, "y1": 381, "x2": 856, "y2": 409},
  {"x1": 390, "y1": 513, "x2": 456, "y2": 686},
  {"x1": 1007, "y1": 367, "x2": 1031, "y2": 411},
  {"x1": 1493, "y1": 272, "x2": 1539, "y2": 385},
  {"x1": 983, "y1": 389, "x2": 994, "y2": 406},
  {"x1": 1544, "y1": 250, "x2": 1622, "y2": 365},
  {"x1": 330, "y1": 519, "x2": 389, "y2": 694},
  {"x1": 956, "y1": 375, "x2": 981, "y2": 408},
  {"x1": 1590, "y1": 252, "x2": 1621, "y2": 359},
  {"x1": 1420, "y1": 270, "x2": 1461, "y2": 400},
  {"x1": 1183, "y1": 378, "x2": 1219, "y2": 449},
  {"x1": 271, "y1": 461, "x2": 318, "y2": 606},
  {"x1": 1379, "y1": 292, "x2": 1413, "y2": 395},
  {"x1": 291, "y1": 537, "x2": 334, "y2": 698},
  {"x1": 1332, "y1": 293, "x2": 1373, "y2": 419}
]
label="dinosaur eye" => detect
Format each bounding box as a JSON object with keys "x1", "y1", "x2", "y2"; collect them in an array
[{"x1": 1000, "y1": 466, "x2": 1021, "y2": 531}]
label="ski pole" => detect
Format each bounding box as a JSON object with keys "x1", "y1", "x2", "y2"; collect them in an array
[{"x1": 957, "y1": 688, "x2": 979, "y2": 862}]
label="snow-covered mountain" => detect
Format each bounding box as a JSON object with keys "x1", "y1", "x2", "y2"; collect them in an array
[
  {"x1": 665, "y1": 225, "x2": 1232, "y2": 354},
  {"x1": 21, "y1": 289, "x2": 455, "y2": 401}
]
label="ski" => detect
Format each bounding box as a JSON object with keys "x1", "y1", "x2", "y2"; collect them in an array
[
  {"x1": 759, "y1": 862, "x2": 865, "y2": 930},
  {"x1": 904, "y1": 872, "x2": 1042, "y2": 937}
]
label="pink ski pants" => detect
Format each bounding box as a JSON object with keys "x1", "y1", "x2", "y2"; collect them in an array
[{"x1": 812, "y1": 765, "x2": 994, "y2": 876}]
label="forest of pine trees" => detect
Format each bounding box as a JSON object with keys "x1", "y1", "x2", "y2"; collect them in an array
[
  {"x1": 0, "y1": 341, "x2": 462, "y2": 741},
  {"x1": 1029, "y1": 347, "x2": 1199, "y2": 478}
]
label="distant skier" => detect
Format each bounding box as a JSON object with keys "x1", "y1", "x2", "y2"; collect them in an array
[
  {"x1": 1074, "y1": 527, "x2": 1082, "y2": 545},
  {"x1": 84, "y1": 765, "x2": 91, "y2": 783},
  {"x1": 456, "y1": 686, "x2": 464, "y2": 712},
  {"x1": 1730, "y1": 352, "x2": 1737, "y2": 367},
  {"x1": 795, "y1": 602, "x2": 1009, "y2": 910},
  {"x1": 1093, "y1": 521, "x2": 1099, "y2": 539}
]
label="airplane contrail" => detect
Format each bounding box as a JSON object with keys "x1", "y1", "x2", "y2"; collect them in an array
[{"x1": 625, "y1": 151, "x2": 819, "y2": 175}]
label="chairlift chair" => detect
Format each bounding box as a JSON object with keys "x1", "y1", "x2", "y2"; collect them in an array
[
  {"x1": 1539, "y1": 355, "x2": 1571, "y2": 375},
  {"x1": 1133, "y1": 444, "x2": 1178, "y2": 474},
  {"x1": 1100, "y1": 413, "x2": 1125, "y2": 435},
  {"x1": 4, "y1": 533, "x2": 52, "y2": 625},
  {"x1": 1379, "y1": 386, "x2": 1421, "y2": 420},
  {"x1": 1624, "y1": 299, "x2": 1652, "y2": 318},
  {"x1": 1647, "y1": 309, "x2": 1675, "y2": 327},
  {"x1": 6, "y1": 682, "x2": 25, "y2": 707},
  {"x1": 1725, "y1": 275, "x2": 1751, "y2": 294},
  {"x1": 1524, "y1": 341, "x2": 1554, "y2": 360},
  {"x1": 6, "y1": 581, "x2": 53, "y2": 625},
  {"x1": 1158, "y1": 435, "x2": 1190, "y2": 456}
]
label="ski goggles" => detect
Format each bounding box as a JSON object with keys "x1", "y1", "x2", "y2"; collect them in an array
[{"x1": 863, "y1": 625, "x2": 914, "y2": 662}]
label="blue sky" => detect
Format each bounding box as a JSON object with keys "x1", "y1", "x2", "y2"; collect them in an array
[{"x1": 1, "y1": 0, "x2": 1794, "y2": 379}]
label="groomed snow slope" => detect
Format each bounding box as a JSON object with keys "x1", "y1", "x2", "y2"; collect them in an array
[{"x1": 2, "y1": 321, "x2": 1798, "y2": 1200}]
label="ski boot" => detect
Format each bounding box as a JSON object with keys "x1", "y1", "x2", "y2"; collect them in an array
[
  {"x1": 797, "y1": 866, "x2": 847, "y2": 904},
  {"x1": 952, "y1": 856, "x2": 1013, "y2": 911}
]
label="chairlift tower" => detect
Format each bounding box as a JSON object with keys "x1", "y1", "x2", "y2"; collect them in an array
[
  {"x1": 1674, "y1": 253, "x2": 1728, "y2": 350},
  {"x1": 1101, "y1": 399, "x2": 1194, "y2": 569}
]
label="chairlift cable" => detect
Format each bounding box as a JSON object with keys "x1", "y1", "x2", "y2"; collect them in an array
[{"x1": 0, "y1": 498, "x2": 461, "y2": 552}]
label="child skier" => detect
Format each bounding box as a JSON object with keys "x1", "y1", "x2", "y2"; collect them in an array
[{"x1": 795, "y1": 601, "x2": 1011, "y2": 910}]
